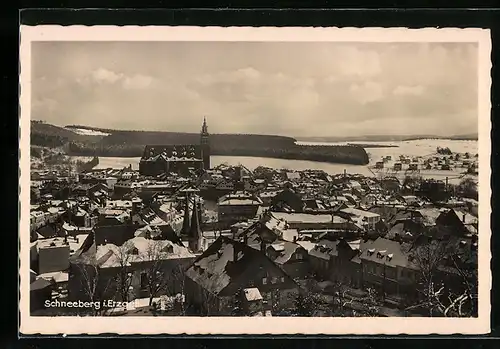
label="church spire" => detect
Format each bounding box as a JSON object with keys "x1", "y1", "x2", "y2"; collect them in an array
[
  {"x1": 188, "y1": 196, "x2": 203, "y2": 252},
  {"x1": 180, "y1": 195, "x2": 191, "y2": 235},
  {"x1": 189, "y1": 196, "x2": 202, "y2": 239},
  {"x1": 200, "y1": 117, "x2": 211, "y2": 170},
  {"x1": 201, "y1": 116, "x2": 208, "y2": 134}
]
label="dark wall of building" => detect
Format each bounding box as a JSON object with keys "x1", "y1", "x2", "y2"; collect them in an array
[
  {"x1": 38, "y1": 245, "x2": 70, "y2": 274},
  {"x1": 94, "y1": 224, "x2": 138, "y2": 247}
]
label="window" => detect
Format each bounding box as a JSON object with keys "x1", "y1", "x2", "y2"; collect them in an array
[
  {"x1": 280, "y1": 276, "x2": 285, "y2": 283},
  {"x1": 386, "y1": 267, "x2": 396, "y2": 280},
  {"x1": 271, "y1": 277, "x2": 278, "y2": 284},
  {"x1": 130, "y1": 247, "x2": 139, "y2": 255},
  {"x1": 262, "y1": 277, "x2": 268, "y2": 285},
  {"x1": 296, "y1": 253, "x2": 303, "y2": 260}
]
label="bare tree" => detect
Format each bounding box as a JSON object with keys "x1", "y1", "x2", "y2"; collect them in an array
[
  {"x1": 140, "y1": 239, "x2": 169, "y2": 306},
  {"x1": 357, "y1": 287, "x2": 382, "y2": 317},
  {"x1": 409, "y1": 239, "x2": 451, "y2": 316},
  {"x1": 406, "y1": 239, "x2": 478, "y2": 317},
  {"x1": 139, "y1": 240, "x2": 189, "y2": 315},
  {"x1": 73, "y1": 256, "x2": 112, "y2": 316},
  {"x1": 113, "y1": 241, "x2": 135, "y2": 303},
  {"x1": 164, "y1": 263, "x2": 188, "y2": 315},
  {"x1": 457, "y1": 177, "x2": 478, "y2": 199},
  {"x1": 329, "y1": 281, "x2": 354, "y2": 316}
]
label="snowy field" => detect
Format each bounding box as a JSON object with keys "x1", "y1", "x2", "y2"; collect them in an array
[{"x1": 67, "y1": 127, "x2": 111, "y2": 136}]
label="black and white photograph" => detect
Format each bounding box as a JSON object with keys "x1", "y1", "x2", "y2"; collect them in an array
[{"x1": 19, "y1": 26, "x2": 491, "y2": 335}]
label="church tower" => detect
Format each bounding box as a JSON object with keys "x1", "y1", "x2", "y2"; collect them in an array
[
  {"x1": 200, "y1": 117, "x2": 211, "y2": 170},
  {"x1": 188, "y1": 196, "x2": 203, "y2": 253}
]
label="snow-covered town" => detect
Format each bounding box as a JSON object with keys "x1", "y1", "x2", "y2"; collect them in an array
[
  {"x1": 29, "y1": 142, "x2": 479, "y2": 318},
  {"x1": 25, "y1": 37, "x2": 483, "y2": 323}
]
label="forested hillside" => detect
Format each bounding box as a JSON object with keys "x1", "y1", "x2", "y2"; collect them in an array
[{"x1": 32, "y1": 122, "x2": 369, "y2": 165}]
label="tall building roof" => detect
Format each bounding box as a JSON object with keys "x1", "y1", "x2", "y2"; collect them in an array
[
  {"x1": 180, "y1": 197, "x2": 191, "y2": 236},
  {"x1": 189, "y1": 197, "x2": 202, "y2": 239}
]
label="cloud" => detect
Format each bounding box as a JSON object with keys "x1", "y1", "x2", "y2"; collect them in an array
[
  {"x1": 77, "y1": 68, "x2": 154, "y2": 90},
  {"x1": 393, "y1": 85, "x2": 425, "y2": 96},
  {"x1": 32, "y1": 98, "x2": 58, "y2": 115},
  {"x1": 123, "y1": 74, "x2": 154, "y2": 90},
  {"x1": 337, "y1": 47, "x2": 382, "y2": 78},
  {"x1": 349, "y1": 81, "x2": 384, "y2": 104},
  {"x1": 91, "y1": 68, "x2": 123, "y2": 84},
  {"x1": 31, "y1": 41, "x2": 479, "y2": 137}
]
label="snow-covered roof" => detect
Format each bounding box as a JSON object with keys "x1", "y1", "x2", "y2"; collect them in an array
[{"x1": 244, "y1": 288, "x2": 263, "y2": 301}]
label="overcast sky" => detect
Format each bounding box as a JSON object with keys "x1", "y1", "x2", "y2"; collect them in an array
[{"x1": 31, "y1": 41, "x2": 478, "y2": 137}]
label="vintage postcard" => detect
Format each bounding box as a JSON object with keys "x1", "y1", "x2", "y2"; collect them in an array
[{"x1": 19, "y1": 25, "x2": 491, "y2": 335}]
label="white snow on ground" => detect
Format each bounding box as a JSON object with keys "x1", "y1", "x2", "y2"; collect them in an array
[{"x1": 67, "y1": 128, "x2": 110, "y2": 136}]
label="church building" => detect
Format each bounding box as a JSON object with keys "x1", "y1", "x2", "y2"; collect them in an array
[{"x1": 139, "y1": 118, "x2": 211, "y2": 177}]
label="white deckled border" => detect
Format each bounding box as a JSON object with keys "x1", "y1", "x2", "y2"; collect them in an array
[{"x1": 19, "y1": 25, "x2": 492, "y2": 335}]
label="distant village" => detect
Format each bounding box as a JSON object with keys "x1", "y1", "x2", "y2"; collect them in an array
[{"x1": 29, "y1": 120, "x2": 479, "y2": 318}]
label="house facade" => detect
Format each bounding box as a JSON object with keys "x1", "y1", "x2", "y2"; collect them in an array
[{"x1": 184, "y1": 237, "x2": 299, "y2": 316}]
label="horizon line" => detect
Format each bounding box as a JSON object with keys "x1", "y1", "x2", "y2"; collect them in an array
[{"x1": 32, "y1": 120, "x2": 478, "y2": 140}]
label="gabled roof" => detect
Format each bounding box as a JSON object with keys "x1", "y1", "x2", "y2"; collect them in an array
[
  {"x1": 237, "y1": 212, "x2": 288, "y2": 246},
  {"x1": 268, "y1": 240, "x2": 303, "y2": 265},
  {"x1": 243, "y1": 288, "x2": 263, "y2": 301},
  {"x1": 142, "y1": 144, "x2": 202, "y2": 159},
  {"x1": 415, "y1": 208, "x2": 442, "y2": 226},
  {"x1": 185, "y1": 236, "x2": 296, "y2": 296},
  {"x1": 139, "y1": 207, "x2": 167, "y2": 226},
  {"x1": 309, "y1": 240, "x2": 340, "y2": 260},
  {"x1": 359, "y1": 237, "x2": 417, "y2": 269},
  {"x1": 30, "y1": 277, "x2": 53, "y2": 291}
]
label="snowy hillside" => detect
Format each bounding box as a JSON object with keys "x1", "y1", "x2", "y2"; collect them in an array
[{"x1": 67, "y1": 127, "x2": 110, "y2": 136}]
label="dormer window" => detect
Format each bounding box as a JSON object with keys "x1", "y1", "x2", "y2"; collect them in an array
[
  {"x1": 368, "y1": 248, "x2": 375, "y2": 255},
  {"x1": 386, "y1": 253, "x2": 393, "y2": 261}
]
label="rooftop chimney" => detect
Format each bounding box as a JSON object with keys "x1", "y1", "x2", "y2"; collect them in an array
[{"x1": 462, "y1": 213, "x2": 466, "y2": 223}]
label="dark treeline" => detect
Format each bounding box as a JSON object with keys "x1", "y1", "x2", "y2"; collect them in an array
[
  {"x1": 68, "y1": 142, "x2": 145, "y2": 157},
  {"x1": 31, "y1": 146, "x2": 43, "y2": 158},
  {"x1": 76, "y1": 156, "x2": 99, "y2": 172},
  {"x1": 31, "y1": 133, "x2": 67, "y2": 148},
  {"x1": 100, "y1": 131, "x2": 297, "y2": 149},
  {"x1": 214, "y1": 145, "x2": 369, "y2": 165},
  {"x1": 36, "y1": 122, "x2": 370, "y2": 165},
  {"x1": 67, "y1": 142, "x2": 369, "y2": 165}
]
